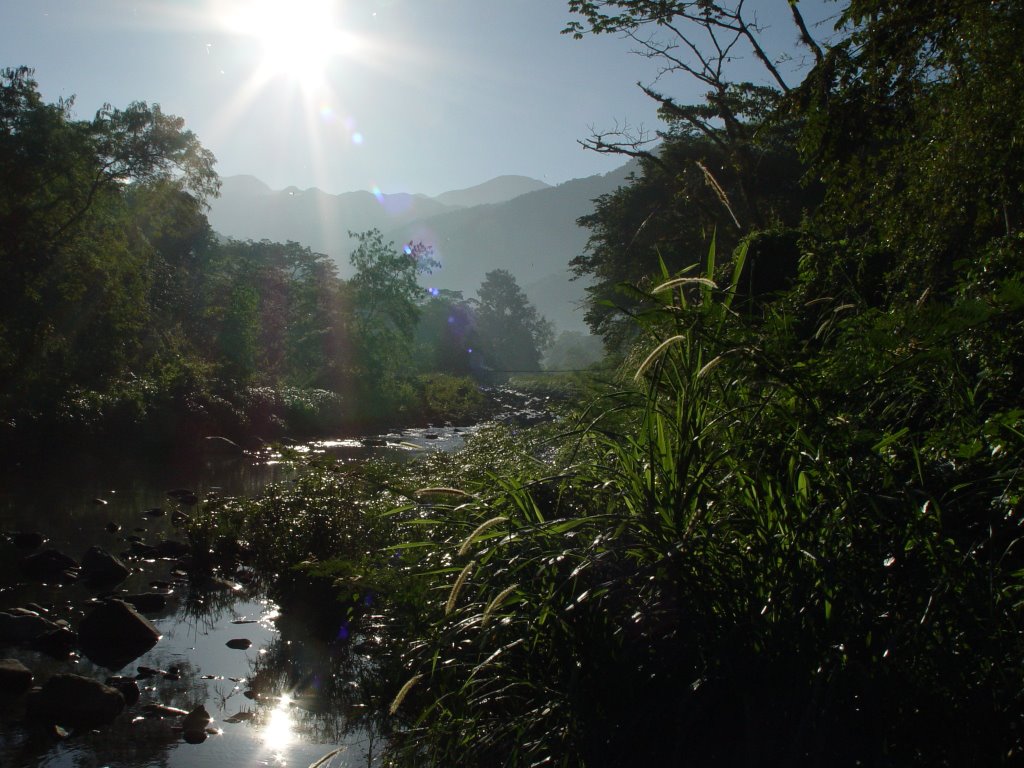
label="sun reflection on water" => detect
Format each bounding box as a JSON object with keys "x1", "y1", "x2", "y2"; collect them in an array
[{"x1": 261, "y1": 693, "x2": 296, "y2": 749}]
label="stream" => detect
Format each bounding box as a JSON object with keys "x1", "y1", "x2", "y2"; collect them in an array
[{"x1": 0, "y1": 423, "x2": 476, "y2": 768}]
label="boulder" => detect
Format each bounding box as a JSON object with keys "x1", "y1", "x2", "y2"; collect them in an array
[
  {"x1": 104, "y1": 675, "x2": 140, "y2": 705},
  {"x1": 182, "y1": 704, "x2": 211, "y2": 742},
  {"x1": 0, "y1": 611, "x2": 60, "y2": 642},
  {"x1": 31, "y1": 627, "x2": 78, "y2": 659},
  {"x1": 0, "y1": 658, "x2": 33, "y2": 696},
  {"x1": 8, "y1": 531, "x2": 44, "y2": 549},
  {"x1": 122, "y1": 592, "x2": 168, "y2": 614},
  {"x1": 78, "y1": 600, "x2": 161, "y2": 669},
  {"x1": 26, "y1": 673, "x2": 125, "y2": 726},
  {"x1": 155, "y1": 540, "x2": 189, "y2": 559},
  {"x1": 20, "y1": 549, "x2": 79, "y2": 581},
  {"x1": 81, "y1": 546, "x2": 130, "y2": 585}
]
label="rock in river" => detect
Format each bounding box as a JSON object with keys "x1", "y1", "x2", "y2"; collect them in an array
[
  {"x1": 20, "y1": 549, "x2": 79, "y2": 581},
  {"x1": 226, "y1": 638, "x2": 252, "y2": 650},
  {"x1": 0, "y1": 610, "x2": 60, "y2": 643},
  {"x1": 26, "y1": 673, "x2": 125, "y2": 727},
  {"x1": 0, "y1": 658, "x2": 33, "y2": 696},
  {"x1": 81, "y1": 546, "x2": 131, "y2": 585},
  {"x1": 122, "y1": 592, "x2": 168, "y2": 614},
  {"x1": 78, "y1": 599, "x2": 161, "y2": 669}
]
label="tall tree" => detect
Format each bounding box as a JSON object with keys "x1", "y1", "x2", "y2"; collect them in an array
[
  {"x1": 348, "y1": 229, "x2": 437, "y2": 383},
  {"x1": 474, "y1": 269, "x2": 553, "y2": 374}
]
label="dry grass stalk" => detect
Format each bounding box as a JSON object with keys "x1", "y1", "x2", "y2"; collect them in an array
[
  {"x1": 458, "y1": 515, "x2": 508, "y2": 556},
  {"x1": 445, "y1": 560, "x2": 475, "y2": 615},
  {"x1": 389, "y1": 674, "x2": 423, "y2": 715}
]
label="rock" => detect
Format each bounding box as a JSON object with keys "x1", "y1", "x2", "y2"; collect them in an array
[
  {"x1": 105, "y1": 676, "x2": 140, "y2": 705},
  {"x1": 92, "y1": 498, "x2": 109, "y2": 506},
  {"x1": 9, "y1": 531, "x2": 44, "y2": 549},
  {"x1": 155, "y1": 540, "x2": 189, "y2": 559},
  {"x1": 171, "y1": 511, "x2": 190, "y2": 526},
  {"x1": 0, "y1": 658, "x2": 33, "y2": 696},
  {"x1": 26, "y1": 673, "x2": 125, "y2": 726},
  {"x1": 144, "y1": 507, "x2": 165, "y2": 517},
  {"x1": 142, "y1": 702, "x2": 188, "y2": 717},
  {"x1": 31, "y1": 627, "x2": 77, "y2": 658},
  {"x1": 105, "y1": 522, "x2": 121, "y2": 534},
  {"x1": 182, "y1": 704, "x2": 211, "y2": 742},
  {"x1": 122, "y1": 592, "x2": 168, "y2": 614},
  {"x1": 128, "y1": 541, "x2": 158, "y2": 558},
  {"x1": 78, "y1": 599, "x2": 161, "y2": 669},
  {"x1": 0, "y1": 611, "x2": 60, "y2": 642},
  {"x1": 226, "y1": 638, "x2": 252, "y2": 650},
  {"x1": 81, "y1": 546, "x2": 130, "y2": 585},
  {"x1": 166, "y1": 489, "x2": 199, "y2": 506},
  {"x1": 20, "y1": 549, "x2": 79, "y2": 581}
]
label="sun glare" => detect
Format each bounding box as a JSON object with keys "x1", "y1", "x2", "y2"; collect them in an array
[{"x1": 225, "y1": 0, "x2": 347, "y2": 89}]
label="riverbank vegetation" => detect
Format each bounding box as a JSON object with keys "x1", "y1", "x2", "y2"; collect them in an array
[
  {"x1": 0, "y1": 66, "x2": 553, "y2": 458},
  {"x1": 188, "y1": 1, "x2": 1024, "y2": 765},
  {"x1": 5, "y1": 0, "x2": 1024, "y2": 763}
]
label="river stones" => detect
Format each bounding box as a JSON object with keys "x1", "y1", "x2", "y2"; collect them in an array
[
  {"x1": 155, "y1": 539, "x2": 189, "y2": 558},
  {"x1": 105, "y1": 675, "x2": 141, "y2": 705},
  {"x1": 226, "y1": 638, "x2": 252, "y2": 650},
  {"x1": 0, "y1": 610, "x2": 60, "y2": 642},
  {"x1": 0, "y1": 659, "x2": 33, "y2": 696},
  {"x1": 32, "y1": 626, "x2": 78, "y2": 659},
  {"x1": 81, "y1": 546, "x2": 130, "y2": 585},
  {"x1": 26, "y1": 673, "x2": 125, "y2": 727},
  {"x1": 122, "y1": 592, "x2": 168, "y2": 614},
  {"x1": 166, "y1": 489, "x2": 199, "y2": 506},
  {"x1": 78, "y1": 599, "x2": 161, "y2": 669},
  {"x1": 181, "y1": 704, "x2": 215, "y2": 743},
  {"x1": 8, "y1": 531, "x2": 44, "y2": 549},
  {"x1": 20, "y1": 549, "x2": 79, "y2": 582}
]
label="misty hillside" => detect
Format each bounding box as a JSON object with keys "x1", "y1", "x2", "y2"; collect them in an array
[
  {"x1": 434, "y1": 175, "x2": 552, "y2": 207},
  {"x1": 207, "y1": 164, "x2": 636, "y2": 332},
  {"x1": 386, "y1": 165, "x2": 636, "y2": 331}
]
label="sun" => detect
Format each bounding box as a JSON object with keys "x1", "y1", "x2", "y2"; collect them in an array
[{"x1": 224, "y1": 0, "x2": 347, "y2": 90}]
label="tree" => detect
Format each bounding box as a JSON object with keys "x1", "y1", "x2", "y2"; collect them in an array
[
  {"x1": 414, "y1": 289, "x2": 479, "y2": 376},
  {"x1": 0, "y1": 67, "x2": 219, "y2": 414},
  {"x1": 348, "y1": 229, "x2": 437, "y2": 383},
  {"x1": 474, "y1": 270, "x2": 554, "y2": 374},
  {"x1": 795, "y1": 0, "x2": 1024, "y2": 301}
]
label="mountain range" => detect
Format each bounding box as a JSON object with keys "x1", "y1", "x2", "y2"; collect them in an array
[{"x1": 206, "y1": 165, "x2": 636, "y2": 332}]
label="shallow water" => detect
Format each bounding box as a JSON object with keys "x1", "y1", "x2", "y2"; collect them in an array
[{"x1": 0, "y1": 425, "x2": 471, "y2": 768}]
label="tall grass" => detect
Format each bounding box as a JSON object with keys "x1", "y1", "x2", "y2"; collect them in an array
[{"x1": 383, "y1": 240, "x2": 1024, "y2": 766}]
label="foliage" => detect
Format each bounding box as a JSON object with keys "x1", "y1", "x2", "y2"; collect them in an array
[
  {"x1": 382, "y1": 240, "x2": 1024, "y2": 766},
  {"x1": 473, "y1": 269, "x2": 554, "y2": 375},
  {"x1": 796, "y1": 0, "x2": 1024, "y2": 300}
]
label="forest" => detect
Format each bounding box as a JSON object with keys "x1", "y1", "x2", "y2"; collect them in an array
[
  {"x1": 0, "y1": 65, "x2": 556, "y2": 456},
  {"x1": 2, "y1": 0, "x2": 1024, "y2": 765}
]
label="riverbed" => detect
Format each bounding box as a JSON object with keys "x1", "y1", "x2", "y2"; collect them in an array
[{"x1": 0, "y1": 424, "x2": 473, "y2": 768}]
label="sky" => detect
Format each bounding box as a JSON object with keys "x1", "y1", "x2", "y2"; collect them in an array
[{"x1": 3, "y1": 0, "x2": 838, "y2": 197}]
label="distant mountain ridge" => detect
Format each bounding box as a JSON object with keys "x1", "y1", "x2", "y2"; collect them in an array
[
  {"x1": 207, "y1": 164, "x2": 636, "y2": 332},
  {"x1": 434, "y1": 175, "x2": 551, "y2": 207}
]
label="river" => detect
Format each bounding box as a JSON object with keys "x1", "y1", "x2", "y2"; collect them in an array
[{"x1": 0, "y1": 424, "x2": 473, "y2": 768}]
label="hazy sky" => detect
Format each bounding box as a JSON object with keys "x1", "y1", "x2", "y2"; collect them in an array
[{"x1": 4, "y1": 0, "x2": 836, "y2": 196}]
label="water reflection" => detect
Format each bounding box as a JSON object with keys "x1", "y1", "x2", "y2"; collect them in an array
[{"x1": 262, "y1": 693, "x2": 296, "y2": 748}]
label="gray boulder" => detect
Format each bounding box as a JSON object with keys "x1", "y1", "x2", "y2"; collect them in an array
[{"x1": 26, "y1": 673, "x2": 125, "y2": 726}]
